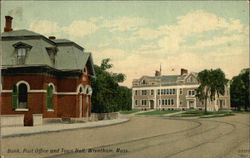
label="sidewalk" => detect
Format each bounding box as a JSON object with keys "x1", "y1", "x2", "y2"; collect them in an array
[
  {"x1": 163, "y1": 111, "x2": 185, "y2": 116},
  {"x1": 130, "y1": 109, "x2": 155, "y2": 116},
  {"x1": 1, "y1": 118, "x2": 129, "y2": 138}
]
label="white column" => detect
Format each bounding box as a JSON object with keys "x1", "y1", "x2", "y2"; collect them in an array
[
  {"x1": 154, "y1": 88, "x2": 157, "y2": 109},
  {"x1": 148, "y1": 90, "x2": 150, "y2": 109},
  {"x1": 176, "y1": 88, "x2": 180, "y2": 109},
  {"x1": 159, "y1": 88, "x2": 162, "y2": 110}
]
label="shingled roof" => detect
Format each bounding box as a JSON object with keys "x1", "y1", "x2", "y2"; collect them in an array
[{"x1": 1, "y1": 29, "x2": 95, "y2": 77}]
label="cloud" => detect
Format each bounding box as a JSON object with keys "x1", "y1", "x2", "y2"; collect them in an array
[
  {"x1": 29, "y1": 19, "x2": 99, "y2": 38},
  {"x1": 189, "y1": 34, "x2": 244, "y2": 49},
  {"x1": 102, "y1": 17, "x2": 149, "y2": 31},
  {"x1": 118, "y1": 45, "x2": 249, "y2": 87},
  {"x1": 174, "y1": 10, "x2": 229, "y2": 35},
  {"x1": 27, "y1": 10, "x2": 248, "y2": 88},
  {"x1": 29, "y1": 20, "x2": 60, "y2": 35},
  {"x1": 134, "y1": 28, "x2": 161, "y2": 40},
  {"x1": 154, "y1": 10, "x2": 249, "y2": 53},
  {"x1": 63, "y1": 20, "x2": 98, "y2": 37},
  {"x1": 93, "y1": 48, "x2": 127, "y2": 65}
]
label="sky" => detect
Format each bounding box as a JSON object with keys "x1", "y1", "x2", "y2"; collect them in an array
[{"x1": 1, "y1": 1, "x2": 249, "y2": 87}]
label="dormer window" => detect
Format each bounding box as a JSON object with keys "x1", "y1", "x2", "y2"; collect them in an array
[
  {"x1": 46, "y1": 47, "x2": 57, "y2": 66},
  {"x1": 187, "y1": 76, "x2": 196, "y2": 83},
  {"x1": 17, "y1": 48, "x2": 27, "y2": 64},
  {"x1": 141, "y1": 80, "x2": 146, "y2": 85},
  {"x1": 13, "y1": 42, "x2": 32, "y2": 65},
  {"x1": 84, "y1": 66, "x2": 88, "y2": 74}
]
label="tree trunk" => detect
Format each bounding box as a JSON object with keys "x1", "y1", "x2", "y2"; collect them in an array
[{"x1": 205, "y1": 98, "x2": 207, "y2": 113}]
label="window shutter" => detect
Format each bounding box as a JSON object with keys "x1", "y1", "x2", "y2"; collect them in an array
[
  {"x1": 49, "y1": 86, "x2": 53, "y2": 109},
  {"x1": 46, "y1": 85, "x2": 53, "y2": 109},
  {"x1": 12, "y1": 85, "x2": 18, "y2": 109},
  {"x1": 46, "y1": 85, "x2": 51, "y2": 109}
]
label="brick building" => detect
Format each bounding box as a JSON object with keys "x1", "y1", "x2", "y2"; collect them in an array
[
  {"x1": 132, "y1": 69, "x2": 231, "y2": 111},
  {"x1": 0, "y1": 16, "x2": 96, "y2": 126}
]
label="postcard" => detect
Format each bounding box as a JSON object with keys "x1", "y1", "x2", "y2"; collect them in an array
[{"x1": 0, "y1": 1, "x2": 249, "y2": 158}]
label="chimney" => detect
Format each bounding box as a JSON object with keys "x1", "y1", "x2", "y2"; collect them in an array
[
  {"x1": 4, "y1": 16, "x2": 13, "y2": 32},
  {"x1": 181, "y1": 68, "x2": 188, "y2": 75},
  {"x1": 49, "y1": 36, "x2": 56, "y2": 40},
  {"x1": 155, "y1": 70, "x2": 161, "y2": 76}
]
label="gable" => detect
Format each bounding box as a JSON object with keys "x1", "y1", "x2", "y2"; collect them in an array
[{"x1": 185, "y1": 73, "x2": 198, "y2": 84}]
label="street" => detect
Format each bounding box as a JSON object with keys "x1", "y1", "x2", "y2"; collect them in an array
[{"x1": 2, "y1": 114, "x2": 249, "y2": 158}]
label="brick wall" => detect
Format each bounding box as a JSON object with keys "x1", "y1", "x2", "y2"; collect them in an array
[{"x1": 1, "y1": 73, "x2": 92, "y2": 119}]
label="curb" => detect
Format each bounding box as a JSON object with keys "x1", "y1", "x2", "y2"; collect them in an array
[{"x1": 2, "y1": 118, "x2": 130, "y2": 138}]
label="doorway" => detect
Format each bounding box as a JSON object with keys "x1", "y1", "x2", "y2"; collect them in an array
[
  {"x1": 79, "y1": 87, "x2": 83, "y2": 118},
  {"x1": 150, "y1": 100, "x2": 154, "y2": 109},
  {"x1": 189, "y1": 100, "x2": 195, "y2": 109}
]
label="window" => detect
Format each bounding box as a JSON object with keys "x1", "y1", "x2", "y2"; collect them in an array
[
  {"x1": 150, "y1": 89, "x2": 154, "y2": 95},
  {"x1": 188, "y1": 90, "x2": 192, "y2": 96},
  {"x1": 169, "y1": 89, "x2": 172, "y2": 95},
  {"x1": 141, "y1": 100, "x2": 147, "y2": 106},
  {"x1": 158, "y1": 89, "x2": 160, "y2": 95},
  {"x1": 18, "y1": 83, "x2": 28, "y2": 109},
  {"x1": 166, "y1": 89, "x2": 169, "y2": 95},
  {"x1": 173, "y1": 89, "x2": 176, "y2": 94},
  {"x1": 188, "y1": 90, "x2": 195, "y2": 96},
  {"x1": 46, "y1": 47, "x2": 57, "y2": 66},
  {"x1": 200, "y1": 100, "x2": 204, "y2": 105},
  {"x1": 180, "y1": 101, "x2": 182, "y2": 105},
  {"x1": 141, "y1": 80, "x2": 146, "y2": 85},
  {"x1": 135, "y1": 90, "x2": 138, "y2": 95},
  {"x1": 180, "y1": 88, "x2": 183, "y2": 95},
  {"x1": 158, "y1": 99, "x2": 161, "y2": 105},
  {"x1": 142, "y1": 90, "x2": 147, "y2": 95},
  {"x1": 12, "y1": 81, "x2": 30, "y2": 110},
  {"x1": 13, "y1": 42, "x2": 32, "y2": 65},
  {"x1": 135, "y1": 100, "x2": 138, "y2": 105},
  {"x1": 17, "y1": 48, "x2": 27, "y2": 64},
  {"x1": 161, "y1": 89, "x2": 164, "y2": 95},
  {"x1": 162, "y1": 99, "x2": 164, "y2": 105},
  {"x1": 164, "y1": 99, "x2": 168, "y2": 105},
  {"x1": 171, "y1": 99, "x2": 174, "y2": 105},
  {"x1": 168, "y1": 99, "x2": 171, "y2": 105},
  {"x1": 192, "y1": 91, "x2": 195, "y2": 95},
  {"x1": 46, "y1": 85, "x2": 54, "y2": 110},
  {"x1": 164, "y1": 89, "x2": 167, "y2": 95},
  {"x1": 83, "y1": 66, "x2": 88, "y2": 74}
]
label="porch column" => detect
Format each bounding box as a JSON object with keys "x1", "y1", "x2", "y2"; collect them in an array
[
  {"x1": 176, "y1": 88, "x2": 180, "y2": 109},
  {"x1": 154, "y1": 88, "x2": 157, "y2": 109}
]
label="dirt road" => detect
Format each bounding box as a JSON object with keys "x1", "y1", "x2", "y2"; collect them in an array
[{"x1": 2, "y1": 114, "x2": 249, "y2": 158}]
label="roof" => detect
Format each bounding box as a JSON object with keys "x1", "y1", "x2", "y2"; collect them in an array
[
  {"x1": 51, "y1": 39, "x2": 84, "y2": 51},
  {"x1": 133, "y1": 73, "x2": 198, "y2": 87},
  {"x1": 141, "y1": 75, "x2": 180, "y2": 81},
  {"x1": 1, "y1": 29, "x2": 95, "y2": 77},
  {"x1": 51, "y1": 39, "x2": 72, "y2": 43},
  {"x1": 1, "y1": 29, "x2": 42, "y2": 37}
]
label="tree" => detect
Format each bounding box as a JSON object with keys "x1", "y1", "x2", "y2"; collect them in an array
[
  {"x1": 196, "y1": 69, "x2": 228, "y2": 112},
  {"x1": 91, "y1": 58, "x2": 131, "y2": 113},
  {"x1": 230, "y1": 68, "x2": 250, "y2": 110}
]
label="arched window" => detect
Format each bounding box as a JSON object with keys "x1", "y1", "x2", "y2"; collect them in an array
[
  {"x1": 18, "y1": 83, "x2": 28, "y2": 109},
  {"x1": 79, "y1": 87, "x2": 83, "y2": 93},
  {"x1": 85, "y1": 86, "x2": 93, "y2": 95},
  {"x1": 46, "y1": 85, "x2": 54, "y2": 110}
]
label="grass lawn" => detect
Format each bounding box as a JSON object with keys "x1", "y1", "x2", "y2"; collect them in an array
[
  {"x1": 136, "y1": 110, "x2": 180, "y2": 115},
  {"x1": 119, "y1": 110, "x2": 139, "y2": 114},
  {"x1": 175, "y1": 110, "x2": 234, "y2": 118}
]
